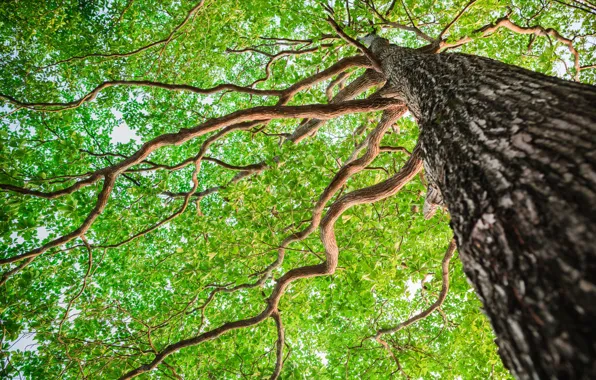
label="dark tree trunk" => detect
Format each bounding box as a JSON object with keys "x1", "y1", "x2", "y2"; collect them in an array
[{"x1": 369, "y1": 37, "x2": 596, "y2": 379}]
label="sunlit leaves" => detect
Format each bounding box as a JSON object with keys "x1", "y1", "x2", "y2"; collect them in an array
[{"x1": 1, "y1": 0, "x2": 590, "y2": 378}]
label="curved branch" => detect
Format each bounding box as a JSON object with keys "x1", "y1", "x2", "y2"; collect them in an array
[
  {"x1": 289, "y1": 69, "x2": 386, "y2": 143},
  {"x1": 437, "y1": 17, "x2": 582, "y2": 80},
  {"x1": 373, "y1": 238, "x2": 457, "y2": 338},
  {"x1": 0, "y1": 81, "x2": 280, "y2": 111},
  {"x1": 42, "y1": 0, "x2": 206, "y2": 68},
  {"x1": 319, "y1": 146, "x2": 423, "y2": 273},
  {"x1": 0, "y1": 175, "x2": 101, "y2": 199},
  {"x1": 117, "y1": 124, "x2": 419, "y2": 380},
  {"x1": 57, "y1": 236, "x2": 94, "y2": 333},
  {"x1": 0, "y1": 175, "x2": 116, "y2": 266},
  {"x1": 1, "y1": 98, "x2": 397, "y2": 272},
  {"x1": 1, "y1": 56, "x2": 369, "y2": 112},
  {"x1": 326, "y1": 17, "x2": 384, "y2": 73}
]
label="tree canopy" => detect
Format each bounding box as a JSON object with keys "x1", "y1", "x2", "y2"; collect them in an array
[{"x1": 1, "y1": 0, "x2": 594, "y2": 378}]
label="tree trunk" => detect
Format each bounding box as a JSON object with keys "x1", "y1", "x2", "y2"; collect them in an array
[{"x1": 369, "y1": 37, "x2": 596, "y2": 379}]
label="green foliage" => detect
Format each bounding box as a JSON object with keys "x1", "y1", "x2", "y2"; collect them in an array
[{"x1": 0, "y1": 0, "x2": 592, "y2": 378}]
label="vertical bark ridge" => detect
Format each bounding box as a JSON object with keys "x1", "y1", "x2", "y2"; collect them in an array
[{"x1": 370, "y1": 37, "x2": 596, "y2": 380}]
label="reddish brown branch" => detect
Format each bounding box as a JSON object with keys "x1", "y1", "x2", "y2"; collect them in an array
[
  {"x1": 1, "y1": 56, "x2": 369, "y2": 112},
  {"x1": 373, "y1": 238, "x2": 457, "y2": 338},
  {"x1": 57, "y1": 236, "x2": 94, "y2": 333},
  {"x1": 117, "y1": 128, "x2": 420, "y2": 380},
  {"x1": 1, "y1": 98, "x2": 396, "y2": 271},
  {"x1": 289, "y1": 69, "x2": 386, "y2": 143},
  {"x1": 437, "y1": 17, "x2": 582, "y2": 80},
  {"x1": 319, "y1": 146, "x2": 423, "y2": 273},
  {"x1": 0, "y1": 175, "x2": 116, "y2": 266},
  {"x1": 0, "y1": 175, "x2": 101, "y2": 199},
  {"x1": 326, "y1": 17, "x2": 384, "y2": 73},
  {"x1": 0, "y1": 81, "x2": 280, "y2": 111}
]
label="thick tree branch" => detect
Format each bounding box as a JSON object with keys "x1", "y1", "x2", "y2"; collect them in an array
[
  {"x1": 117, "y1": 138, "x2": 421, "y2": 380},
  {"x1": 1, "y1": 98, "x2": 397, "y2": 275},
  {"x1": 289, "y1": 69, "x2": 386, "y2": 143},
  {"x1": 0, "y1": 175, "x2": 116, "y2": 266}
]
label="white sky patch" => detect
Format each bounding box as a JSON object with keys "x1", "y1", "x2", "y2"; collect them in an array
[
  {"x1": 10, "y1": 232, "x2": 24, "y2": 245},
  {"x1": 111, "y1": 108, "x2": 122, "y2": 119},
  {"x1": 7, "y1": 118, "x2": 20, "y2": 132},
  {"x1": 8, "y1": 331, "x2": 38, "y2": 352},
  {"x1": 109, "y1": 108, "x2": 141, "y2": 144},
  {"x1": 404, "y1": 277, "x2": 422, "y2": 301},
  {"x1": 553, "y1": 60, "x2": 567, "y2": 77},
  {"x1": 36, "y1": 226, "x2": 50, "y2": 241},
  {"x1": 570, "y1": 20, "x2": 582, "y2": 32},
  {"x1": 315, "y1": 351, "x2": 329, "y2": 365},
  {"x1": 110, "y1": 121, "x2": 141, "y2": 144},
  {"x1": 165, "y1": 279, "x2": 174, "y2": 293},
  {"x1": 1, "y1": 104, "x2": 15, "y2": 117},
  {"x1": 201, "y1": 95, "x2": 215, "y2": 105}
]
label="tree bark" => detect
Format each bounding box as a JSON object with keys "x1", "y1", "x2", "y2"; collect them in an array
[{"x1": 369, "y1": 37, "x2": 596, "y2": 379}]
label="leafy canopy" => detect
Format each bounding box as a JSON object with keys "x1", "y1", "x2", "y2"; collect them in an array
[{"x1": 0, "y1": 0, "x2": 594, "y2": 378}]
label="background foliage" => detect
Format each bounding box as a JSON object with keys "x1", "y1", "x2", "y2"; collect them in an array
[{"x1": 1, "y1": 0, "x2": 594, "y2": 378}]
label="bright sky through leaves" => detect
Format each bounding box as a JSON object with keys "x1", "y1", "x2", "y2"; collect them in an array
[{"x1": 0, "y1": 0, "x2": 594, "y2": 378}]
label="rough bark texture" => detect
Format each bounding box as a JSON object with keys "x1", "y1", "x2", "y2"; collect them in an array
[{"x1": 369, "y1": 37, "x2": 596, "y2": 379}]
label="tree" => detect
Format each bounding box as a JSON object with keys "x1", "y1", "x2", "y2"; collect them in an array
[
  {"x1": 364, "y1": 35, "x2": 596, "y2": 379},
  {"x1": 0, "y1": 0, "x2": 594, "y2": 379}
]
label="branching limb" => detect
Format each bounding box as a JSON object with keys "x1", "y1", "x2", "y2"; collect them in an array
[
  {"x1": 42, "y1": 0, "x2": 206, "y2": 68},
  {"x1": 2, "y1": 55, "x2": 369, "y2": 112},
  {"x1": 57, "y1": 236, "x2": 94, "y2": 333},
  {"x1": 117, "y1": 135, "x2": 420, "y2": 380},
  {"x1": 256, "y1": 106, "x2": 406, "y2": 281},
  {"x1": 237, "y1": 45, "x2": 333, "y2": 87},
  {"x1": 0, "y1": 175, "x2": 116, "y2": 266},
  {"x1": 326, "y1": 17, "x2": 384, "y2": 73},
  {"x1": 0, "y1": 257, "x2": 34, "y2": 287},
  {"x1": 360, "y1": 0, "x2": 435, "y2": 42},
  {"x1": 438, "y1": 0, "x2": 478, "y2": 39},
  {"x1": 373, "y1": 238, "x2": 457, "y2": 338},
  {"x1": 375, "y1": 336, "x2": 410, "y2": 379},
  {"x1": 0, "y1": 174, "x2": 101, "y2": 199},
  {"x1": 1, "y1": 98, "x2": 396, "y2": 282},
  {"x1": 0, "y1": 81, "x2": 280, "y2": 112},
  {"x1": 289, "y1": 69, "x2": 386, "y2": 143},
  {"x1": 436, "y1": 16, "x2": 583, "y2": 80},
  {"x1": 319, "y1": 145, "x2": 423, "y2": 273}
]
